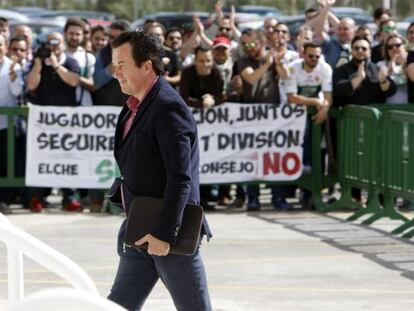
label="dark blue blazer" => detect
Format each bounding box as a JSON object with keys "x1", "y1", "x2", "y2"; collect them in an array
[{"x1": 113, "y1": 77, "x2": 211, "y2": 244}]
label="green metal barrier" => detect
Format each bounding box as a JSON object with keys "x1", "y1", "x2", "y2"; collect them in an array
[
  {"x1": 0, "y1": 106, "x2": 27, "y2": 187},
  {"x1": 325, "y1": 105, "x2": 384, "y2": 217},
  {"x1": 374, "y1": 110, "x2": 414, "y2": 237}
]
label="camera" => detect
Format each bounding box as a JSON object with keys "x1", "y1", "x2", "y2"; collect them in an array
[{"x1": 35, "y1": 45, "x2": 51, "y2": 59}]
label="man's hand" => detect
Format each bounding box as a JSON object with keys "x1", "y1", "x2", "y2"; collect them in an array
[
  {"x1": 312, "y1": 105, "x2": 329, "y2": 124},
  {"x1": 48, "y1": 52, "x2": 59, "y2": 69},
  {"x1": 136, "y1": 234, "x2": 170, "y2": 256},
  {"x1": 357, "y1": 61, "x2": 366, "y2": 80},
  {"x1": 202, "y1": 94, "x2": 215, "y2": 108},
  {"x1": 265, "y1": 49, "x2": 274, "y2": 66},
  {"x1": 8, "y1": 55, "x2": 18, "y2": 82},
  {"x1": 377, "y1": 65, "x2": 388, "y2": 83}
]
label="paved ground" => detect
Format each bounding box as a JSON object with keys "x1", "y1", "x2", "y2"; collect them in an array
[{"x1": 1, "y1": 198, "x2": 414, "y2": 310}]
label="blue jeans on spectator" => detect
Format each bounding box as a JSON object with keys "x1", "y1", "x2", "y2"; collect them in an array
[{"x1": 108, "y1": 220, "x2": 212, "y2": 311}]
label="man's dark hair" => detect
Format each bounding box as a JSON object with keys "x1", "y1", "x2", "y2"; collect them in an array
[
  {"x1": 91, "y1": 25, "x2": 106, "y2": 36},
  {"x1": 165, "y1": 27, "x2": 182, "y2": 39},
  {"x1": 303, "y1": 41, "x2": 321, "y2": 53},
  {"x1": 408, "y1": 22, "x2": 414, "y2": 34},
  {"x1": 112, "y1": 30, "x2": 164, "y2": 75},
  {"x1": 241, "y1": 28, "x2": 265, "y2": 41},
  {"x1": 373, "y1": 7, "x2": 390, "y2": 20},
  {"x1": 110, "y1": 20, "x2": 130, "y2": 32},
  {"x1": 0, "y1": 17, "x2": 8, "y2": 24},
  {"x1": 351, "y1": 35, "x2": 371, "y2": 48},
  {"x1": 9, "y1": 35, "x2": 28, "y2": 46},
  {"x1": 64, "y1": 17, "x2": 86, "y2": 33},
  {"x1": 194, "y1": 46, "x2": 212, "y2": 58},
  {"x1": 305, "y1": 7, "x2": 318, "y2": 16}
]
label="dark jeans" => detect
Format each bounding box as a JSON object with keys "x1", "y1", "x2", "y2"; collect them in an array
[{"x1": 108, "y1": 220, "x2": 212, "y2": 311}]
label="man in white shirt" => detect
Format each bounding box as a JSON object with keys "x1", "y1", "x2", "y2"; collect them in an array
[
  {"x1": 64, "y1": 18, "x2": 95, "y2": 106},
  {"x1": 284, "y1": 41, "x2": 332, "y2": 208},
  {"x1": 0, "y1": 34, "x2": 23, "y2": 214}
]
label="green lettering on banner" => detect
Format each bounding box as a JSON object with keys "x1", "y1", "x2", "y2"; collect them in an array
[{"x1": 95, "y1": 159, "x2": 120, "y2": 183}]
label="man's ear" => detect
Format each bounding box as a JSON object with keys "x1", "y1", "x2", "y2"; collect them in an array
[{"x1": 143, "y1": 60, "x2": 153, "y2": 72}]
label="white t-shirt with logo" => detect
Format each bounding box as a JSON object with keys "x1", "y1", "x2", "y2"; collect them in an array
[
  {"x1": 283, "y1": 58, "x2": 332, "y2": 103},
  {"x1": 66, "y1": 48, "x2": 96, "y2": 106}
]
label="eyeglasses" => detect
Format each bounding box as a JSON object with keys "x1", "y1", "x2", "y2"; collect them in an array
[
  {"x1": 11, "y1": 47, "x2": 27, "y2": 52},
  {"x1": 219, "y1": 27, "x2": 231, "y2": 32},
  {"x1": 307, "y1": 54, "x2": 320, "y2": 59},
  {"x1": 242, "y1": 41, "x2": 257, "y2": 49},
  {"x1": 382, "y1": 26, "x2": 396, "y2": 33},
  {"x1": 352, "y1": 46, "x2": 368, "y2": 52},
  {"x1": 387, "y1": 43, "x2": 402, "y2": 50}
]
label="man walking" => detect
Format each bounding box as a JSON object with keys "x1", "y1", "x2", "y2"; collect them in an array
[{"x1": 108, "y1": 30, "x2": 212, "y2": 311}]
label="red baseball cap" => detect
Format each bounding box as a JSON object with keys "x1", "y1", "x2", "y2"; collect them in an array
[{"x1": 213, "y1": 36, "x2": 231, "y2": 49}]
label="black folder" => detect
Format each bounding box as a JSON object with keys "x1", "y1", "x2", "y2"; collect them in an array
[{"x1": 124, "y1": 196, "x2": 203, "y2": 256}]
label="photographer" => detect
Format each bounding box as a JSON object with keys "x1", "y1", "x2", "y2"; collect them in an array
[
  {"x1": 26, "y1": 32, "x2": 82, "y2": 212},
  {"x1": 27, "y1": 32, "x2": 80, "y2": 106}
]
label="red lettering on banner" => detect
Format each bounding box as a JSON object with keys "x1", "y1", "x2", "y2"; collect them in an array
[
  {"x1": 282, "y1": 152, "x2": 301, "y2": 175},
  {"x1": 263, "y1": 152, "x2": 280, "y2": 175},
  {"x1": 262, "y1": 152, "x2": 301, "y2": 176}
]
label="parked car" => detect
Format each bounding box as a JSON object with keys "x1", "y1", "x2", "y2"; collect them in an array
[
  {"x1": 9, "y1": 18, "x2": 65, "y2": 49},
  {"x1": 131, "y1": 12, "x2": 211, "y2": 30},
  {"x1": 223, "y1": 5, "x2": 283, "y2": 17},
  {"x1": 402, "y1": 16, "x2": 414, "y2": 24},
  {"x1": 0, "y1": 8, "x2": 29, "y2": 23},
  {"x1": 9, "y1": 6, "x2": 50, "y2": 16},
  {"x1": 25, "y1": 10, "x2": 115, "y2": 21}
]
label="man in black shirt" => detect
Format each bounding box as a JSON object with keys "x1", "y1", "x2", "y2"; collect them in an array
[
  {"x1": 180, "y1": 46, "x2": 223, "y2": 210},
  {"x1": 333, "y1": 35, "x2": 396, "y2": 107},
  {"x1": 26, "y1": 32, "x2": 82, "y2": 212},
  {"x1": 180, "y1": 46, "x2": 223, "y2": 108},
  {"x1": 333, "y1": 35, "x2": 396, "y2": 202},
  {"x1": 238, "y1": 29, "x2": 292, "y2": 211}
]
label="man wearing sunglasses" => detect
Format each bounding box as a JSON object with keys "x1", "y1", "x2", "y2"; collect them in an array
[
  {"x1": 284, "y1": 42, "x2": 332, "y2": 209},
  {"x1": 333, "y1": 35, "x2": 396, "y2": 203},
  {"x1": 237, "y1": 29, "x2": 292, "y2": 211},
  {"x1": 333, "y1": 35, "x2": 396, "y2": 107}
]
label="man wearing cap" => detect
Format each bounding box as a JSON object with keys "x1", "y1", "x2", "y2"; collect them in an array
[{"x1": 212, "y1": 36, "x2": 233, "y2": 98}]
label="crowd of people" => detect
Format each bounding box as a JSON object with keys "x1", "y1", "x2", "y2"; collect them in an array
[{"x1": 0, "y1": 0, "x2": 413, "y2": 214}]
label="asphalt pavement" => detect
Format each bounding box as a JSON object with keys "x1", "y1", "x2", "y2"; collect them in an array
[{"x1": 1, "y1": 198, "x2": 414, "y2": 311}]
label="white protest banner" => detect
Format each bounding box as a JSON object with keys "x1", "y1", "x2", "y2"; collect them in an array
[
  {"x1": 26, "y1": 105, "x2": 121, "y2": 188},
  {"x1": 193, "y1": 103, "x2": 307, "y2": 184}
]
